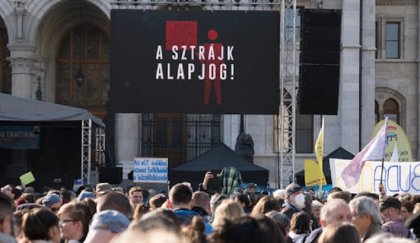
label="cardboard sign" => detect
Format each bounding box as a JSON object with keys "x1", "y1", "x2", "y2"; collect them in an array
[{"x1": 133, "y1": 158, "x2": 168, "y2": 184}]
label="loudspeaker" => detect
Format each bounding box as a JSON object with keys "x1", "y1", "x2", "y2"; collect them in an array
[
  {"x1": 299, "y1": 9, "x2": 341, "y2": 115},
  {"x1": 99, "y1": 167, "x2": 123, "y2": 184},
  {"x1": 298, "y1": 65, "x2": 339, "y2": 115},
  {"x1": 300, "y1": 9, "x2": 341, "y2": 65}
]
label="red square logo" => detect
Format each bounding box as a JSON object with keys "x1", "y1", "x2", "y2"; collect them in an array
[{"x1": 165, "y1": 21, "x2": 198, "y2": 50}]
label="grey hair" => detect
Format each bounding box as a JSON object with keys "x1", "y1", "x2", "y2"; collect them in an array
[
  {"x1": 320, "y1": 198, "x2": 348, "y2": 224},
  {"x1": 349, "y1": 196, "x2": 382, "y2": 225}
]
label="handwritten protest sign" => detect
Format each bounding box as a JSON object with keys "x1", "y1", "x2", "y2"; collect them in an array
[
  {"x1": 133, "y1": 158, "x2": 168, "y2": 184},
  {"x1": 330, "y1": 159, "x2": 420, "y2": 195}
]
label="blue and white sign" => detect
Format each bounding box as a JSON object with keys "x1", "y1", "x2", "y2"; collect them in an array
[{"x1": 133, "y1": 158, "x2": 168, "y2": 184}]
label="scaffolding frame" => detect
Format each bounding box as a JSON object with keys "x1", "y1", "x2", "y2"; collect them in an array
[{"x1": 279, "y1": 0, "x2": 297, "y2": 188}]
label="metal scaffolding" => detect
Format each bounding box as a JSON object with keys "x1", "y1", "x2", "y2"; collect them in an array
[
  {"x1": 279, "y1": 0, "x2": 297, "y2": 188},
  {"x1": 81, "y1": 120, "x2": 92, "y2": 184}
]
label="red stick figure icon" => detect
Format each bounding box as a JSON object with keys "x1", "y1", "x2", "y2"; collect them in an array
[{"x1": 200, "y1": 29, "x2": 223, "y2": 106}]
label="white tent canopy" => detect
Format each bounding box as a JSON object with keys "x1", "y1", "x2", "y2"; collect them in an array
[{"x1": 0, "y1": 93, "x2": 105, "y2": 127}]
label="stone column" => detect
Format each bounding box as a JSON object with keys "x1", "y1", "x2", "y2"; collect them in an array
[
  {"x1": 8, "y1": 43, "x2": 36, "y2": 98},
  {"x1": 339, "y1": 0, "x2": 361, "y2": 154},
  {"x1": 417, "y1": 2, "x2": 420, "y2": 159},
  {"x1": 223, "y1": 114, "x2": 240, "y2": 149},
  {"x1": 361, "y1": 0, "x2": 376, "y2": 146},
  {"x1": 115, "y1": 113, "x2": 139, "y2": 162}
]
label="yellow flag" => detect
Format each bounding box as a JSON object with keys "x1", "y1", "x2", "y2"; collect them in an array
[
  {"x1": 304, "y1": 159, "x2": 326, "y2": 187},
  {"x1": 315, "y1": 118, "x2": 324, "y2": 167},
  {"x1": 314, "y1": 118, "x2": 325, "y2": 196}
]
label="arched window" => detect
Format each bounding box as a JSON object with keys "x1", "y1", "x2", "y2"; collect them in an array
[
  {"x1": 56, "y1": 23, "x2": 109, "y2": 118},
  {"x1": 0, "y1": 18, "x2": 11, "y2": 94},
  {"x1": 383, "y1": 98, "x2": 399, "y2": 123}
]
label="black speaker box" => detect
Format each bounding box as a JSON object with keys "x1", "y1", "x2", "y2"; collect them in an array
[
  {"x1": 99, "y1": 167, "x2": 123, "y2": 184},
  {"x1": 300, "y1": 9, "x2": 341, "y2": 65},
  {"x1": 298, "y1": 64, "x2": 340, "y2": 115},
  {"x1": 299, "y1": 9, "x2": 342, "y2": 115}
]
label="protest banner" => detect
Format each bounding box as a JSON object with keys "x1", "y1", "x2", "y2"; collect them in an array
[
  {"x1": 330, "y1": 159, "x2": 420, "y2": 195},
  {"x1": 133, "y1": 158, "x2": 168, "y2": 184}
]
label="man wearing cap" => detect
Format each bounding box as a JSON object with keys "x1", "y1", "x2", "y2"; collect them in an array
[
  {"x1": 42, "y1": 194, "x2": 62, "y2": 212},
  {"x1": 281, "y1": 183, "x2": 306, "y2": 219},
  {"x1": 380, "y1": 197, "x2": 412, "y2": 238},
  {"x1": 84, "y1": 209, "x2": 130, "y2": 243},
  {"x1": 96, "y1": 183, "x2": 112, "y2": 197}
]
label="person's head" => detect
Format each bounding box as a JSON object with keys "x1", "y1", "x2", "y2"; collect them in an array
[
  {"x1": 364, "y1": 233, "x2": 415, "y2": 243},
  {"x1": 191, "y1": 191, "x2": 210, "y2": 213},
  {"x1": 272, "y1": 189, "x2": 286, "y2": 200},
  {"x1": 96, "y1": 183, "x2": 113, "y2": 197},
  {"x1": 212, "y1": 199, "x2": 245, "y2": 229},
  {"x1": 148, "y1": 194, "x2": 167, "y2": 211},
  {"x1": 57, "y1": 201, "x2": 93, "y2": 242},
  {"x1": 133, "y1": 204, "x2": 149, "y2": 221},
  {"x1": 0, "y1": 192, "x2": 14, "y2": 236},
  {"x1": 401, "y1": 201, "x2": 414, "y2": 221},
  {"x1": 320, "y1": 198, "x2": 352, "y2": 227},
  {"x1": 246, "y1": 183, "x2": 257, "y2": 195},
  {"x1": 84, "y1": 209, "x2": 130, "y2": 243},
  {"x1": 209, "y1": 216, "x2": 268, "y2": 243},
  {"x1": 404, "y1": 212, "x2": 420, "y2": 239},
  {"x1": 327, "y1": 191, "x2": 351, "y2": 203},
  {"x1": 22, "y1": 208, "x2": 60, "y2": 243},
  {"x1": 311, "y1": 200, "x2": 323, "y2": 221},
  {"x1": 265, "y1": 210, "x2": 291, "y2": 237},
  {"x1": 96, "y1": 191, "x2": 133, "y2": 219},
  {"x1": 128, "y1": 186, "x2": 144, "y2": 208},
  {"x1": 354, "y1": 191, "x2": 379, "y2": 204},
  {"x1": 285, "y1": 183, "x2": 305, "y2": 209},
  {"x1": 290, "y1": 211, "x2": 312, "y2": 234},
  {"x1": 379, "y1": 197, "x2": 401, "y2": 223},
  {"x1": 250, "y1": 196, "x2": 281, "y2": 217},
  {"x1": 349, "y1": 196, "x2": 382, "y2": 237},
  {"x1": 318, "y1": 223, "x2": 361, "y2": 243},
  {"x1": 169, "y1": 183, "x2": 193, "y2": 209},
  {"x1": 112, "y1": 212, "x2": 182, "y2": 243},
  {"x1": 254, "y1": 215, "x2": 286, "y2": 243},
  {"x1": 42, "y1": 194, "x2": 62, "y2": 212},
  {"x1": 61, "y1": 189, "x2": 75, "y2": 205},
  {"x1": 234, "y1": 194, "x2": 251, "y2": 210},
  {"x1": 1, "y1": 185, "x2": 15, "y2": 200},
  {"x1": 77, "y1": 190, "x2": 96, "y2": 201}
]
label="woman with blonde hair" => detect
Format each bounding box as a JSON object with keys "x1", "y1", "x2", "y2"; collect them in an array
[
  {"x1": 212, "y1": 199, "x2": 245, "y2": 230},
  {"x1": 250, "y1": 196, "x2": 281, "y2": 217},
  {"x1": 57, "y1": 201, "x2": 93, "y2": 243}
]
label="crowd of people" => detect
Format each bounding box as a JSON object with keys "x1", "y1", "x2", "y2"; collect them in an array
[{"x1": 0, "y1": 172, "x2": 419, "y2": 243}]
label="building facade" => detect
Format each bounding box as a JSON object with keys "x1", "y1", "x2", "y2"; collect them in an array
[{"x1": 1, "y1": 0, "x2": 413, "y2": 188}]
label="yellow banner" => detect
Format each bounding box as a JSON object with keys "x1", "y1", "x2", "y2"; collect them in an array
[
  {"x1": 315, "y1": 119, "x2": 324, "y2": 166},
  {"x1": 304, "y1": 159, "x2": 326, "y2": 187},
  {"x1": 372, "y1": 119, "x2": 413, "y2": 162}
]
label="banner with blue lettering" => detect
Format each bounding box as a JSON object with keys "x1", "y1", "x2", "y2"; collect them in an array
[
  {"x1": 330, "y1": 159, "x2": 420, "y2": 195},
  {"x1": 0, "y1": 126, "x2": 40, "y2": 149},
  {"x1": 133, "y1": 158, "x2": 168, "y2": 184}
]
